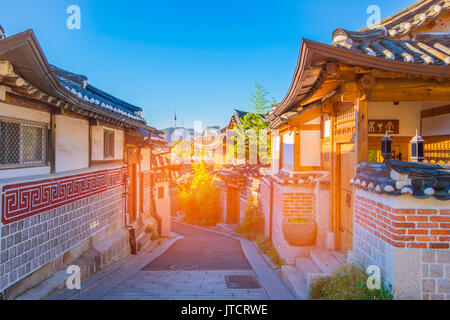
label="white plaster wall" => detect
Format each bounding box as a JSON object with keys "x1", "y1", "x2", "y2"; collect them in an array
[
  {"x1": 368, "y1": 102, "x2": 422, "y2": 136},
  {"x1": 300, "y1": 130, "x2": 321, "y2": 167},
  {"x1": 141, "y1": 148, "x2": 151, "y2": 172},
  {"x1": 422, "y1": 114, "x2": 450, "y2": 137},
  {"x1": 282, "y1": 133, "x2": 294, "y2": 170},
  {"x1": 0, "y1": 103, "x2": 51, "y2": 179},
  {"x1": 155, "y1": 182, "x2": 171, "y2": 237},
  {"x1": 91, "y1": 126, "x2": 124, "y2": 161},
  {"x1": 0, "y1": 166, "x2": 51, "y2": 180},
  {"x1": 272, "y1": 135, "x2": 280, "y2": 173},
  {"x1": 55, "y1": 115, "x2": 89, "y2": 173},
  {"x1": 0, "y1": 102, "x2": 50, "y2": 124}
]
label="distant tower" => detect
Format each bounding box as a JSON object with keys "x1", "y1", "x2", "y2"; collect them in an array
[
  {"x1": 0, "y1": 25, "x2": 5, "y2": 40},
  {"x1": 174, "y1": 109, "x2": 177, "y2": 128}
]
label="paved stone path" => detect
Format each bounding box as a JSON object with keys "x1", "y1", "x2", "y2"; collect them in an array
[{"x1": 72, "y1": 223, "x2": 294, "y2": 300}]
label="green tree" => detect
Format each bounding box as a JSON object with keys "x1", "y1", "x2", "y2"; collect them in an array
[
  {"x1": 248, "y1": 82, "x2": 275, "y2": 114},
  {"x1": 232, "y1": 83, "x2": 274, "y2": 164}
]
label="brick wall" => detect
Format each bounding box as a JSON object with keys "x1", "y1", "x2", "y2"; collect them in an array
[
  {"x1": 273, "y1": 183, "x2": 317, "y2": 220},
  {"x1": 0, "y1": 167, "x2": 126, "y2": 292},
  {"x1": 353, "y1": 189, "x2": 450, "y2": 300},
  {"x1": 270, "y1": 181, "x2": 317, "y2": 264},
  {"x1": 355, "y1": 195, "x2": 450, "y2": 249}
]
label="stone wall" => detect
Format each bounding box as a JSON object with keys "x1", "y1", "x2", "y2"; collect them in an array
[
  {"x1": 353, "y1": 189, "x2": 450, "y2": 300},
  {"x1": 0, "y1": 166, "x2": 127, "y2": 292},
  {"x1": 155, "y1": 182, "x2": 171, "y2": 237}
]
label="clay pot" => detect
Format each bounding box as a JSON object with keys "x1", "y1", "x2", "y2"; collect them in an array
[{"x1": 282, "y1": 217, "x2": 317, "y2": 247}]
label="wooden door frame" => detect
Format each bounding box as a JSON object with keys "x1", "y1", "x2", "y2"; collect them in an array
[{"x1": 226, "y1": 184, "x2": 240, "y2": 224}]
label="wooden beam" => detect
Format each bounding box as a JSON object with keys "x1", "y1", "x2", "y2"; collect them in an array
[
  {"x1": 421, "y1": 104, "x2": 450, "y2": 119},
  {"x1": 341, "y1": 79, "x2": 450, "y2": 102},
  {"x1": 0, "y1": 61, "x2": 13, "y2": 76},
  {"x1": 2, "y1": 76, "x2": 27, "y2": 88}
]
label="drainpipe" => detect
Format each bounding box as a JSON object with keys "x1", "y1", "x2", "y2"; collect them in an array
[
  {"x1": 269, "y1": 178, "x2": 274, "y2": 241},
  {"x1": 124, "y1": 143, "x2": 137, "y2": 254}
]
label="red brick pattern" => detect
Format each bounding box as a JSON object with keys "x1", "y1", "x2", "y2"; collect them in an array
[
  {"x1": 355, "y1": 195, "x2": 450, "y2": 249},
  {"x1": 1, "y1": 167, "x2": 127, "y2": 225},
  {"x1": 273, "y1": 183, "x2": 317, "y2": 219}
]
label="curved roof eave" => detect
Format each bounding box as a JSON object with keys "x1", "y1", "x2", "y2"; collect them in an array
[
  {"x1": 269, "y1": 38, "x2": 450, "y2": 122},
  {"x1": 0, "y1": 29, "x2": 151, "y2": 130}
]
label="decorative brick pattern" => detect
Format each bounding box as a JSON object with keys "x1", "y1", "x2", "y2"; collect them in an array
[
  {"x1": 0, "y1": 177, "x2": 125, "y2": 291},
  {"x1": 273, "y1": 183, "x2": 317, "y2": 220},
  {"x1": 355, "y1": 195, "x2": 450, "y2": 249},
  {"x1": 2, "y1": 167, "x2": 127, "y2": 225}
]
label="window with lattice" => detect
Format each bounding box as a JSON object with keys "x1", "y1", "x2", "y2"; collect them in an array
[
  {"x1": 103, "y1": 129, "x2": 115, "y2": 159},
  {"x1": 0, "y1": 117, "x2": 48, "y2": 168}
]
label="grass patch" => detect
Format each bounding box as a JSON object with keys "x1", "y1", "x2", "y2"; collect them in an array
[
  {"x1": 236, "y1": 196, "x2": 285, "y2": 267},
  {"x1": 309, "y1": 263, "x2": 394, "y2": 300}
]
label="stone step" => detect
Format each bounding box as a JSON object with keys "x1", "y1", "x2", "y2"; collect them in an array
[
  {"x1": 136, "y1": 233, "x2": 152, "y2": 252},
  {"x1": 295, "y1": 257, "x2": 322, "y2": 279},
  {"x1": 331, "y1": 250, "x2": 347, "y2": 264},
  {"x1": 295, "y1": 256, "x2": 329, "y2": 296},
  {"x1": 310, "y1": 249, "x2": 341, "y2": 275},
  {"x1": 280, "y1": 265, "x2": 308, "y2": 300}
]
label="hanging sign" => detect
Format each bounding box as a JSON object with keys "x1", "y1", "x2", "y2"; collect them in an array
[{"x1": 368, "y1": 120, "x2": 399, "y2": 135}]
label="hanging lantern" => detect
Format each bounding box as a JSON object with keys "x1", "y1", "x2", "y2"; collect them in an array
[
  {"x1": 381, "y1": 131, "x2": 393, "y2": 161},
  {"x1": 410, "y1": 130, "x2": 425, "y2": 162}
]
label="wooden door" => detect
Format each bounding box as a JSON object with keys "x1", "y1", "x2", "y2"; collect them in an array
[
  {"x1": 226, "y1": 186, "x2": 240, "y2": 224},
  {"x1": 338, "y1": 143, "x2": 356, "y2": 253},
  {"x1": 128, "y1": 163, "x2": 137, "y2": 223}
]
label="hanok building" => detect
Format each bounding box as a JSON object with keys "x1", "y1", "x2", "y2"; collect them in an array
[
  {"x1": 215, "y1": 109, "x2": 270, "y2": 225},
  {"x1": 264, "y1": 0, "x2": 450, "y2": 299},
  {"x1": 0, "y1": 29, "x2": 172, "y2": 299}
]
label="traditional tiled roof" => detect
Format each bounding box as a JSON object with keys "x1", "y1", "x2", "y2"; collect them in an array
[
  {"x1": 359, "y1": 0, "x2": 450, "y2": 38},
  {"x1": 52, "y1": 66, "x2": 146, "y2": 123},
  {"x1": 230, "y1": 109, "x2": 266, "y2": 128},
  {"x1": 267, "y1": 1, "x2": 450, "y2": 127},
  {"x1": 272, "y1": 170, "x2": 329, "y2": 186},
  {"x1": 215, "y1": 164, "x2": 266, "y2": 180},
  {"x1": 332, "y1": 29, "x2": 450, "y2": 65},
  {"x1": 352, "y1": 160, "x2": 450, "y2": 201}
]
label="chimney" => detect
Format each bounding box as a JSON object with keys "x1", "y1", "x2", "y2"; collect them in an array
[{"x1": 0, "y1": 25, "x2": 4, "y2": 40}]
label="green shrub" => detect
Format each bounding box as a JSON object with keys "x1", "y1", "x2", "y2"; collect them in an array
[
  {"x1": 145, "y1": 225, "x2": 160, "y2": 240},
  {"x1": 236, "y1": 196, "x2": 284, "y2": 267},
  {"x1": 309, "y1": 263, "x2": 394, "y2": 300},
  {"x1": 177, "y1": 163, "x2": 220, "y2": 226},
  {"x1": 236, "y1": 197, "x2": 264, "y2": 240},
  {"x1": 256, "y1": 237, "x2": 285, "y2": 267}
]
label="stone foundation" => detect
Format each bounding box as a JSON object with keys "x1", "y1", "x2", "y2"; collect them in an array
[
  {"x1": 0, "y1": 167, "x2": 128, "y2": 294},
  {"x1": 353, "y1": 189, "x2": 450, "y2": 300}
]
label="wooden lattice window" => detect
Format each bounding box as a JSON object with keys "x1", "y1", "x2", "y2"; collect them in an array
[
  {"x1": 158, "y1": 186, "x2": 164, "y2": 199},
  {"x1": 103, "y1": 129, "x2": 115, "y2": 159},
  {"x1": 0, "y1": 117, "x2": 48, "y2": 168}
]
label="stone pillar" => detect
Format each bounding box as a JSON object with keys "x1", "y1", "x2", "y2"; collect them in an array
[{"x1": 353, "y1": 189, "x2": 450, "y2": 300}]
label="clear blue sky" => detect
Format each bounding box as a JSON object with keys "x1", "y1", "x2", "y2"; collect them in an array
[{"x1": 1, "y1": 0, "x2": 414, "y2": 129}]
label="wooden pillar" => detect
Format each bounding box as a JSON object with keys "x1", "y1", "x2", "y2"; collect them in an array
[
  {"x1": 355, "y1": 96, "x2": 369, "y2": 163},
  {"x1": 50, "y1": 113, "x2": 56, "y2": 173},
  {"x1": 329, "y1": 103, "x2": 338, "y2": 242}
]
